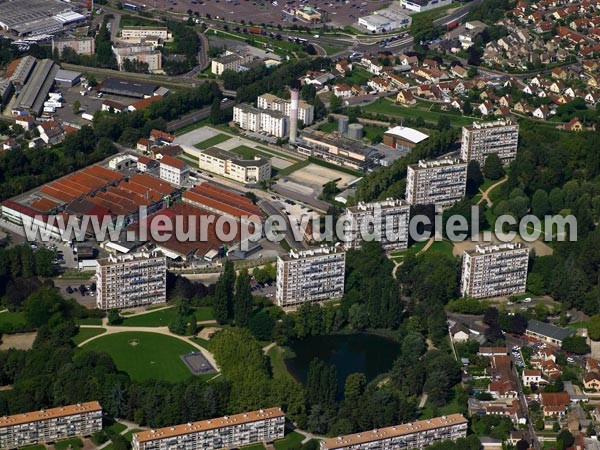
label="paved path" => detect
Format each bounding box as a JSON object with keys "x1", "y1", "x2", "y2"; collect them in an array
[
  {"x1": 78, "y1": 318, "x2": 219, "y2": 371},
  {"x1": 262, "y1": 342, "x2": 276, "y2": 354},
  {"x1": 478, "y1": 176, "x2": 508, "y2": 207},
  {"x1": 391, "y1": 237, "x2": 434, "y2": 279},
  {"x1": 97, "y1": 419, "x2": 147, "y2": 450}
]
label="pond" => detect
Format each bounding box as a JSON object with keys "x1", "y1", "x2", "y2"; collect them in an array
[{"x1": 285, "y1": 333, "x2": 401, "y2": 389}]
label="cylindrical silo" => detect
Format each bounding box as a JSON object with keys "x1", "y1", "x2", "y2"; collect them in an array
[
  {"x1": 347, "y1": 123, "x2": 364, "y2": 140},
  {"x1": 338, "y1": 116, "x2": 349, "y2": 135}
]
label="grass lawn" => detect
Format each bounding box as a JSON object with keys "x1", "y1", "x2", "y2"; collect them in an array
[
  {"x1": 363, "y1": 98, "x2": 474, "y2": 127},
  {"x1": 73, "y1": 328, "x2": 106, "y2": 345},
  {"x1": 240, "y1": 444, "x2": 266, "y2": 450},
  {"x1": 123, "y1": 429, "x2": 143, "y2": 442},
  {"x1": 567, "y1": 321, "x2": 589, "y2": 330},
  {"x1": 118, "y1": 307, "x2": 214, "y2": 327},
  {"x1": 319, "y1": 121, "x2": 339, "y2": 133},
  {"x1": 274, "y1": 432, "x2": 305, "y2": 450},
  {"x1": 76, "y1": 317, "x2": 103, "y2": 326},
  {"x1": 0, "y1": 311, "x2": 28, "y2": 332},
  {"x1": 18, "y1": 446, "x2": 45, "y2": 450},
  {"x1": 363, "y1": 125, "x2": 386, "y2": 143},
  {"x1": 542, "y1": 441, "x2": 558, "y2": 450},
  {"x1": 419, "y1": 386, "x2": 463, "y2": 419},
  {"x1": 322, "y1": 45, "x2": 344, "y2": 56},
  {"x1": 81, "y1": 332, "x2": 199, "y2": 382},
  {"x1": 230, "y1": 145, "x2": 271, "y2": 159},
  {"x1": 277, "y1": 159, "x2": 311, "y2": 177},
  {"x1": 390, "y1": 240, "x2": 428, "y2": 259},
  {"x1": 267, "y1": 346, "x2": 295, "y2": 381},
  {"x1": 194, "y1": 133, "x2": 232, "y2": 149},
  {"x1": 105, "y1": 422, "x2": 127, "y2": 435},
  {"x1": 342, "y1": 68, "x2": 372, "y2": 87},
  {"x1": 427, "y1": 240, "x2": 454, "y2": 257},
  {"x1": 54, "y1": 438, "x2": 83, "y2": 450}
]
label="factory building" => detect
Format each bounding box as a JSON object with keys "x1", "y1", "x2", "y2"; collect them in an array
[
  {"x1": 400, "y1": 0, "x2": 452, "y2": 12},
  {"x1": 96, "y1": 252, "x2": 167, "y2": 310},
  {"x1": 461, "y1": 243, "x2": 529, "y2": 299},
  {"x1": 99, "y1": 78, "x2": 159, "y2": 98},
  {"x1": 12, "y1": 59, "x2": 58, "y2": 116},
  {"x1": 344, "y1": 199, "x2": 410, "y2": 251},
  {"x1": 320, "y1": 414, "x2": 468, "y2": 450},
  {"x1": 0, "y1": 402, "x2": 102, "y2": 449},
  {"x1": 383, "y1": 126, "x2": 429, "y2": 151},
  {"x1": 132, "y1": 408, "x2": 285, "y2": 450},
  {"x1": 276, "y1": 247, "x2": 346, "y2": 307},
  {"x1": 406, "y1": 158, "x2": 468, "y2": 209},
  {"x1": 460, "y1": 120, "x2": 519, "y2": 166},
  {"x1": 0, "y1": 0, "x2": 85, "y2": 36}
]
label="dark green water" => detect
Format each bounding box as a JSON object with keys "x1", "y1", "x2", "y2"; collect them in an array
[{"x1": 285, "y1": 333, "x2": 401, "y2": 388}]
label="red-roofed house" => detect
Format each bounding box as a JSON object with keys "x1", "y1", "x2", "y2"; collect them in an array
[
  {"x1": 159, "y1": 155, "x2": 189, "y2": 186},
  {"x1": 150, "y1": 129, "x2": 175, "y2": 145},
  {"x1": 540, "y1": 392, "x2": 570, "y2": 417},
  {"x1": 128, "y1": 95, "x2": 163, "y2": 112},
  {"x1": 137, "y1": 138, "x2": 152, "y2": 153}
]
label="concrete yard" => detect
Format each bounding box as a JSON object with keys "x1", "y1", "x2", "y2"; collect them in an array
[{"x1": 288, "y1": 163, "x2": 359, "y2": 189}]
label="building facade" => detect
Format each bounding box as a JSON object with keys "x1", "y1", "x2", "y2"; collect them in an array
[
  {"x1": 276, "y1": 247, "x2": 346, "y2": 307},
  {"x1": 0, "y1": 402, "x2": 102, "y2": 449},
  {"x1": 460, "y1": 243, "x2": 529, "y2": 299},
  {"x1": 131, "y1": 408, "x2": 285, "y2": 450},
  {"x1": 406, "y1": 158, "x2": 468, "y2": 209},
  {"x1": 199, "y1": 147, "x2": 271, "y2": 184},
  {"x1": 211, "y1": 53, "x2": 252, "y2": 75},
  {"x1": 233, "y1": 104, "x2": 287, "y2": 138},
  {"x1": 257, "y1": 93, "x2": 314, "y2": 125},
  {"x1": 96, "y1": 252, "x2": 167, "y2": 310},
  {"x1": 112, "y1": 45, "x2": 162, "y2": 72},
  {"x1": 320, "y1": 414, "x2": 468, "y2": 450},
  {"x1": 52, "y1": 37, "x2": 95, "y2": 56},
  {"x1": 460, "y1": 120, "x2": 519, "y2": 166},
  {"x1": 159, "y1": 155, "x2": 190, "y2": 186},
  {"x1": 120, "y1": 26, "x2": 172, "y2": 42},
  {"x1": 400, "y1": 0, "x2": 452, "y2": 12},
  {"x1": 344, "y1": 199, "x2": 410, "y2": 251}
]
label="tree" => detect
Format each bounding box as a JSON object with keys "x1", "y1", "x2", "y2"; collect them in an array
[
  {"x1": 213, "y1": 278, "x2": 229, "y2": 325},
  {"x1": 561, "y1": 335, "x2": 590, "y2": 355},
  {"x1": 589, "y1": 315, "x2": 600, "y2": 341},
  {"x1": 209, "y1": 98, "x2": 222, "y2": 125},
  {"x1": 107, "y1": 309, "x2": 122, "y2": 325},
  {"x1": 531, "y1": 189, "x2": 550, "y2": 217},
  {"x1": 557, "y1": 430, "x2": 574, "y2": 450},
  {"x1": 233, "y1": 269, "x2": 253, "y2": 327},
  {"x1": 483, "y1": 154, "x2": 505, "y2": 180},
  {"x1": 516, "y1": 440, "x2": 529, "y2": 450},
  {"x1": 73, "y1": 100, "x2": 81, "y2": 114},
  {"x1": 329, "y1": 93, "x2": 343, "y2": 113},
  {"x1": 466, "y1": 160, "x2": 484, "y2": 196}
]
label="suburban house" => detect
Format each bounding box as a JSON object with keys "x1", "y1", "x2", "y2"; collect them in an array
[
  {"x1": 540, "y1": 392, "x2": 570, "y2": 417},
  {"x1": 479, "y1": 347, "x2": 508, "y2": 357},
  {"x1": 522, "y1": 369, "x2": 544, "y2": 387}
]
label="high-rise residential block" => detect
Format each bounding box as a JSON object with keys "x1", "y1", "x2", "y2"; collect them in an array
[
  {"x1": 344, "y1": 199, "x2": 410, "y2": 251},
  {"x1": 276, "y1": 247, "x2": 346, "y2": 306},
  {"x1": 320, "y1": 414, "x2": 468, "y2": 450},
  {"x1": 461, "y1": 243, "x2": 529, "y2": 299},
  {"x1": 257, "y1": 93, "x2": 314, "y2": 125},
  {"x1": 131, "y1": 408, "x2": 285, "y2": 450},
  {"x1": 96, "y1": 252, "x2": 167, "y2": 310},
  {"x1": 0, "y1": 402, "x2": 102, "y2": 449},
  {"x1": 461, "y1": 119, "x2": 519, "y2": 166},
  {"x1": 406, "y1": 158, "x2": 468, "y2": 209}
]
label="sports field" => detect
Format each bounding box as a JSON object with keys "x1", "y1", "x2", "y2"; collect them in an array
[{"x1": 82, "y1": 332, "x2": 199, "y2": 382}]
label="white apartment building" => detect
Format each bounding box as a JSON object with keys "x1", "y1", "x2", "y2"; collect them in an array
[
  {"x1": 320, "y1": 414, "x2": 468, "y2": 450},
  {"x1": 233, "y1": 104, "x2": 287, "y2": 138},
  {"x1": 199, "y1": 147, "x2": 271, "y2": 184},
  {"x1": 344, "y1": 199, "x2": 410, "y2": 251},
  {"x1": 211, "y1": 53, "x2": 252, "y2": 75},
  {"x1": 461, "y1": 243, "x2": 529, "y2": 299},
  {"x1": 406, "y1": 158, "x2": 468, "y2": 209},
  {"x1": 257, "y1": 93, "x2": 315, "y2": 125},
  {"x1": 276, "y1": 247, "x2": 346, "y2": 307},
  {"x1": 52, "y1": 37, "x2": 95, "y2": 56},
  {"x1": 120, "y1": 26, "x2": 172, "y2": 42},
  {"x1": 0, "y1": 402, "x2": 102, "y2": 449},
  {"x1": 461, "y1": 119, "x2": 519, "y2": 166},
  {"x1": 96, "y1": 252, "x2": 167, "y2": 310},
  {"x1": 159, "y1": 155, "x2": 190, "y2": 186},
  {"x1": 131, "y1": 408, "x2": 285, "y2": 450},
  {"x1": 112, "y1": 44, "x2": 162, "y2": 72}
]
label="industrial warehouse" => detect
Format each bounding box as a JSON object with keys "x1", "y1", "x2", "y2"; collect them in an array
[{"x1": 0, "y1": 0, "x2": 86, "y2": 36}]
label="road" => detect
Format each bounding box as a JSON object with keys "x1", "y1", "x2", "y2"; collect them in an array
[
  {"x1": 165, "y1": 99, "x2": 235, "y2": 132},
  {"x1": 259, "y1": 199, "x2": 307, "y2": 250},
  {"x1": 433, "y1": 0, "x2": 485, "y2": 27}
]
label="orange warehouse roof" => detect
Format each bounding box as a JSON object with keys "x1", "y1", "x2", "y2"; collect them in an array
[{"x1": 29, "y1": 197, "x2": 60, "y2": 213}]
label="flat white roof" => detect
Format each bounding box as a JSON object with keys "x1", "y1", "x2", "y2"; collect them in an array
[{"x1": 385, "y1": 126, "x2": 429, "y2": 144}]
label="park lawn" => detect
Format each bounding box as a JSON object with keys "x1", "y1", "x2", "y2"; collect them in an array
[
  {"x1": 274, "y1": 432, "x2": 305, "y2": 450},
  {"x1": 73, "y1": 327, "x2": 106, "y2": 345},
  {"x1": 277, "y1": 159, "x2": 311, "y2": 177},
  {"x1": 363, "y1": 98, "x2": 474, "y2": 127},
  {"x1": 427, "y1": 240, "x2": 454, "y2": 257},
  {"x1": 390, "y1": 240, "x2": 428, "y2": 258},
  {"x1": 194, "y1": 133, "x2": 232, "y2": 149},
  {"x1": 123, "y1": 429, "x2": 143, "y2": 442},
  {"x1": 118, "y1": 307, "x2": 214, "y2": 327},
  {"x1": 419, "y1": 386, "x2": 463, "y2": 419},
  {"x1": 18, "y1": 446, "x2": 45, "y2": 450},
  {"x1": 0, "y1": 312, "x2": 28, "y2": 331},
  {"x1": 231, "y1": 145, "x2": 271, "y2": 159},
  {"x1": 267, "y1": 346, "x2": 296, "y2": 382},
  {"x1": 105, "y1": 421, "x2": 127, "y2": 436},
  {"x1": 76, "y1": 317, "x2": 103, "y2": 326},
  {"x1": 54, "y1": 438, "x2": 83, "y2": 450},
  {"x1": 82, "y1": 332, "x2": 198, "y2": 382},
  {"x1": 240, "y1": 444, "x2": 266, "y2": 450}
]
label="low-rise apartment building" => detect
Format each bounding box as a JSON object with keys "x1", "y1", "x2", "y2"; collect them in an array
[
  {"x1": 276, "y1": 247, "x2": 346, "y2": 307},
  {"x1": 257, "y1": 93, "x2": 314, "y2": 125},
  {"x1": 0, "y1": 402, "x2": 102, "y2": 449},
  {"x1": 131, "y1": 408, "x2": 285, "y2": 450},
  {"x1": 344, "y1": 199, "x2": 410, "y2": 251},
  {"x1": 120, "y1": 26, "x2": 172, "y2": 42},
  {"x1": 460, "y1": 243, "x2": 529, "y2": 299},
  {"x1": 406, "y1": 158, "x2": 468, "y2": 209},
  {"x1": 52, "y1": 37, "x2": 95, "y2": 56},
  {"x1": 112, "y1": 44, "x2": 162, "y2": 72},
  {"x1": 525, "y1": 319, "x2": 573, "y2": 347},
  {"x1": 211, "y1": 53, "x2": 252, "y2": 76},
  {"x1": 233, "y1": 104, "x2": 287, "y2": 138},
  {"x1": 460, "y1": 119, "x2": 519, "y2": 166},
  {"x1": 96, "y1": 252, "x2": 167, "y2": 310},
  {"x1": 159, "y1": 155, "x2": 190, "y2": 186},
  {"x1": 198, "y1": 147, "x2": 271, "y2": 184},
  {"x1": 320, "y1": 414, "x2": 468, "y2": 450}
]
